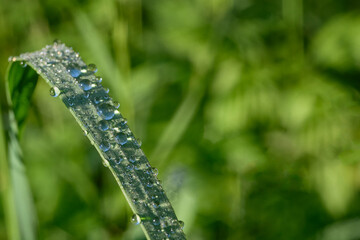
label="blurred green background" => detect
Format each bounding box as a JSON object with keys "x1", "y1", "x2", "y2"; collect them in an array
[{"x1": 1, "y1": 0, "x2": 360, "y2": 239}]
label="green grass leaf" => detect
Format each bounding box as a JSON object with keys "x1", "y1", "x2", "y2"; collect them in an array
[
  {"x1": 3, "y1": 42, "x2": 186, "y2": 240},
  {"x1": 0, "y1": 61, "x2": 38, "y2": 240}
]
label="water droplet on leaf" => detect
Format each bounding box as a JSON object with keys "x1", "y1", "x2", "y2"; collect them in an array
[
  {"x1": 179, "y1": 220, "x2": 185, "y2": 229},
  {"x1": 50, "y1": 87, "x2": 61, "y2": 97},
  {"x1": 98, "y1": 120, "x2": 109, "y2": 131},
  {"x1": 115, "y1": 132, "x2": 128, "y2": 145},
  {"x1": 102, "y1": 159, "x2": 110, "y2": 168},
  {"x1": 135, "y1": 138, "x2": 142, "y2": 147},
  {"x1": 152, "y1": 217, "x2": 160, "y2": 226},
  {"x1": 113, "y1": 101, "x2": 120, "y2": 109},
  {"x1": 97, "y1": 103, "x2": 115, "y2": 120},
  {"x1": 87, "y1": 63, "x2": 97, "y2": 73},
  {"x1": 152, "y1": 199, "x2": 160, "y2": 208},
  {"x1": 53, "y1": 39, "x2": 62, "y2": 45},
  {"x1": 69, "y1": 67, "x2": 81, "y2": 78},
  {"x1": 121, "y1": 118, "x2": 128, "y2": 125},
  {"x1": 95, "y1": 76, "x2": 102, "y2": 83},
  {"x1": 129, "y1": 155, "x2": 137, "y2": 163},
  {"x1": 8, "y1": 56, "x2": 16, "y2": 62},
  {"x1": 94, "y1": 97, "x2": 102, "y2": 104},
  {"x1": 115, "y1": 157, "x2": 124, "y2": 165},
  {"x1": 99, "y1": 141, "x2": 110, "y2": 152},
  {"x1": 79, "y1": 79, "x2": 95, "y2": 91},
  {"x1": 152, "y1": 167, "x2": 159, "y2": 177},
  {"x1": 131, "y1": 214, "x2": 141, "y2": 225},
  {"x1": 20, "y1": 61, "x2": 27, "y2": 68}
]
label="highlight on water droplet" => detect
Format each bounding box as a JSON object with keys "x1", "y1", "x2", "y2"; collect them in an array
[
  {"x1": 80, "y1": 65, "x2": 87, "y2": 73},
  {"x1": 97, "y1": 103, "x2": 115, "y2": 120},
  {"x1": 131, "y1": 214, "x2": 141, "y2": 225},
  {"x1": 49, "y1": 87, "x2": 61, "y2": 97},
  {"x1": 115, "y1": 132, "x2": 128, "y2": 145},
  {"x1": 79, "y1": 79, "x2": 96, "y2": 91}
]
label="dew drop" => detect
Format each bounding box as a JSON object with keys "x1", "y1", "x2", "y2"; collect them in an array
[
  {"x1": 87, "y1": 63, "x2": 97, "y2": 73},
  {"x1": 146, "y1": 180, "x2": 154, "y2": 188},
  {"x1": 129, "y1": 155, "x2": 136, "y2": 163},
  {"x1": 126, "y1": 164, "x2": 134, "y2": 171},
  {"x1": 95, "y1": 76, "x2": 103, "y2": 83},
  {"x1": 99, "y1": 141, "x2": 110, "y2": 152},
  {"x1": 121, "y1": 118, "x2": 128, "y2": 125},
  {"x1": 20, "y1": 61, "x2": 27, "y2": 68},
  {"x1": 94, "y1": 97, "x2": 102, "y2": 104},
  {"x1": 98, "y1": 120, "x2": 109, "y2": 131},
  {"x1": 113, "y1": 101, "x2": 120, "y2": 109},
  {"x1": 97, "y1": 103, "x2": 115, "y2": 120},
  {"x1": 152, "y1": 167, "x2": 159, "y2": 177},
  {"x1": 115, "y1": 132, "x2": 128, "y2": 145},
  {"x1": 135, "y1": 138, "x2": 142, "y2": 147},
  {"x1": 49, "y1": 87, "x2": 61, "y2": 97},
  {"x1": 79, "y1": 79, "x2": 96, "y2": 91},
  {"x1": 179, "y1": 220, "x2": 185, "y2": 230},
  {"x1": 152, "y1": 199, "x2": 160, "y2": 208},
  {"x1": 115, "y1": 157, "x2": 124, "y2": 165},
  {"x1": 69, "y1": 67, "x2": 81, "y2": 78},
  {"x1": 67, "y1": 96, "x2": 75, "y2": 106},
  {"x1": 102, "y1": 159, "x2": 110, "y2": 168},
  {"x1": 53, "y1": 39, "x2": 62, "y2": 45},
  {"x1": 152, "y1": 217, "x2": 160, "y2": 226},
  {"x1": 8, "y1": 56, "x2": 16, "y2": 62},
  {"x1": 131, "y1": 214, "x2": 141, "y2": 225}
]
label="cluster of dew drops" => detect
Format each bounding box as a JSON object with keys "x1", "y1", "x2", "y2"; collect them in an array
[{"x1": 9, "y1": 40, "x2": 185, "y2": 237}]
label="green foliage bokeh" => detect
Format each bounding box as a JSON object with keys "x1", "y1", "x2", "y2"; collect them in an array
[{"x1": 1, "y1": 0, "x2": 360, "y2": 239}]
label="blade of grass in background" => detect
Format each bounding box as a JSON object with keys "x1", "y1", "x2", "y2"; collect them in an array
[
  {"x1": 151, "y1": 72, "x2": 206, "y2": 166},
  {"x1": 0, "y1": 62, "x2": 39, "y2": 240},
  {"x1": 4, "y1": 42, "x2": 186, "y2": 240}
]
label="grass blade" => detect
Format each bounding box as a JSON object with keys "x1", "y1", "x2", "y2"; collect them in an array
[
  {"x1": 6, "y1": 42, "x2": 186, "y2": 240},
  {"x1": 1, "y1": 61, "x2": 39, "y2": 240}
]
